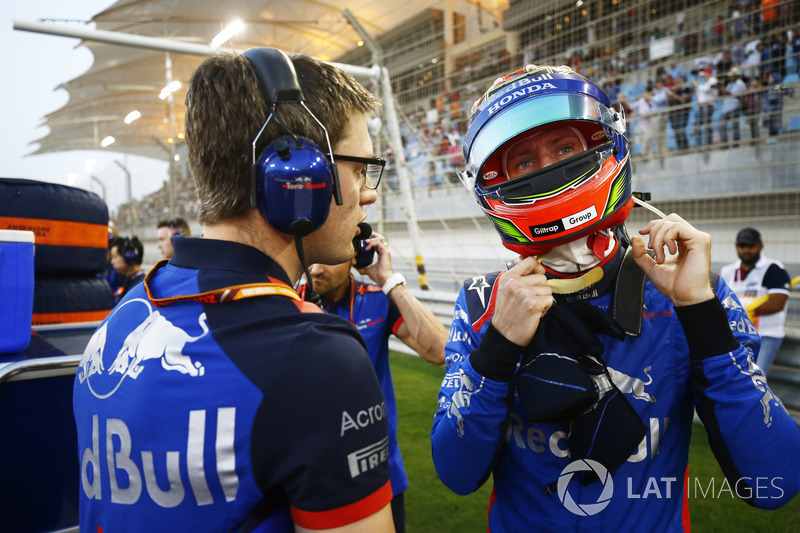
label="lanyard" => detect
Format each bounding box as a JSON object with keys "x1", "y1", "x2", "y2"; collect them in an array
[{"x1": 143, "y1": 259, "x2": 301, "y2": 307}]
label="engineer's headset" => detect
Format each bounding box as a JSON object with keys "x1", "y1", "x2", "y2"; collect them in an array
[
  {"x1": 168, "y1": 219, "x2": 182, "y2": 238},
  {"x1": 243, "y1": 47, "x2": 343, "y2": 238},
  {"x1": 121, "y1": 237, "x2": 140, "y2": 265}
]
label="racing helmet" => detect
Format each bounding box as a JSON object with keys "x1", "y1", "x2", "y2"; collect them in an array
[{"x1": 459, "y1": 65, "x2": 633, "y2": 256}]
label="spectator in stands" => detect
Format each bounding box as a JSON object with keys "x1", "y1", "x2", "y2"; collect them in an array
[
  {"x1": 744, "y1": 75, "x2": 765, "y2": 141},
  {"x1": 108, "y1": 236, "x2": 144, "y2": 303},
  {"x1": 763, "y1": 70, "x2": 794, "y2": 139},
  {"x1": 631, "y1": 88, "x2": 654, "y2": 158},
  {"x1": 156, "y1": 218, "x2": 192, "y2": 259},
  {"x1": 716, "y1": 48, "x2": 734, "y2": 75},
  {"x1": 301, "y1": 231, "x2": 447, "y2": 533},
  {"x1": 743, "y1": 40, "x2": 764, "y2": 80},
  {"x1": 667, "y1": 61, "x2": 685, "y2": 81},
  {"x1": 651, "y1": 78, "x2": 672, "y2": 154},
  {"x1": 692, "y1": 69, "x2": 719, "y2": 146},
  {"x1": 721, "y1": 227, "x2": 792, "y2": 373},
  {"x1": 719, "y1": 67, "x2": 747, "y2": 146},
  {"x1": 668, "y1": 75, "x2": 693, "y2": 150}
]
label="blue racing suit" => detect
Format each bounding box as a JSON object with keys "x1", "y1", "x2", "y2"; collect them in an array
[{"x1": 431, "y1": 268, "x2": 800, "y2": 532}]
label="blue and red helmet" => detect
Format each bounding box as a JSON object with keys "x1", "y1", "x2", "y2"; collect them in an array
[{"x1": 459, "y1": 65, "x2": 633, "y2": 256}]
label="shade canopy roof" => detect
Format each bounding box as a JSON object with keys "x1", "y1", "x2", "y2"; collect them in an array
[{"x1": 27, "y1": 0, "x2": 506, "y2": 161}]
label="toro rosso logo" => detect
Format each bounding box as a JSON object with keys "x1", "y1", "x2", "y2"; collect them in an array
[{"x1": 77, "y1": 298, "x2": 208, "y2": 399}]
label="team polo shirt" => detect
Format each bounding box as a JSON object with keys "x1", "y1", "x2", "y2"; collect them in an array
[
  {"x1": 73, "y1": 238, "x2": 391, "y2": 532},
  {"x1": 319, "y1": 278, "x2": 410, "y2": 497},
  {"x1": 720, "y1": 255, "x2": 791, "y2": 338}
]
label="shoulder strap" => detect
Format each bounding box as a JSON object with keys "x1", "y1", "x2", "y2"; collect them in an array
[
  {"x1": 612, "y1": 245, "x2": 647, "y2": 338},
  {"x1": 612, "y1": 252, "x2": 722, "y2": 338}
]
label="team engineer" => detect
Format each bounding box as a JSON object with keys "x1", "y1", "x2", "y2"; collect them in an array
[{"x1": 74, "y1": 48, "x2": 396, "y2": 532}]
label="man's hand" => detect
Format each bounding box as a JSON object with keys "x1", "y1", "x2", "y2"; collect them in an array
[
  {"x1": 491, "y1": 257, "x2": 553, "y2": 347},
  {"x1": 631, "y1": 213, "x2": 715, "y2": 306}
]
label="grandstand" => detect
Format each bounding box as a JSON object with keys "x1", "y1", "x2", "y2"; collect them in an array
[{"x1": 88, "y1": 0, "x2": 798, "y2": 280}]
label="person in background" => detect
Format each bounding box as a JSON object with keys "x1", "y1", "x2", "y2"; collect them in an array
[
  {"x1": 156, "y1": 218, "x2": 192, "y2": 259},
  {"x1": 743, "y1": 75, "x2": 764, "y2": 142},
  {"x1": 74, "y1": 48, "x2": 394, "y2": 532},
  {"x1": 431, "y1": 63, "x2": 800, "y2": 531},
  {"x1": 692, "y1": 68, "x2": 719, "y2": 146},
  {"x1": 719, "y1": 67, "x2": 747, "y2": 146},
  {"x1": 631, "y1": 88, "x2": 654, "y2": 158},
  {"x1": 763, "y1": 70, "x2": 794, "y2": 140},
  {"x1": 108, "y1": 235, "x2": 144, "y2": 303},
  {"x1": 720, "y1": 227, "x2": 792, "y2": 373},
  {"x1": 668, "y1": 74, "x2": 693, "y2": 150},
  {"x1": 302, "y1": 230, "x2": 447, "y2": 533}
]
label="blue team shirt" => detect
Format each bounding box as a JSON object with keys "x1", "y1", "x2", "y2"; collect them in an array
[
  {"x1": 318, "y1": 278, "x2": 410, "y2": 497},
  {"x1": 73, "y1": 238, "x2": 392, "y2": 532}
]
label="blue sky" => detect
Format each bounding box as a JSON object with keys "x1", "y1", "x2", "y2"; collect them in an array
[{"x1": 1, "y1": 1, "x2": 167, "y2": 212}]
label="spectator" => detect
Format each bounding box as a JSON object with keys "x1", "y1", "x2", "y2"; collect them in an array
[
  {"x1": 763, "y1": 70, "x2": 794, "y2": 139},
  {"x1": 631, "y1": 89, "x2": 654, "y2": 158},
  {"x1": 650, "y1": 78, "x2": 672, "y2": 154},
  {"x1": 720, "y1": 227, "x2": 792, "y2": 373},
  {"x1": 108, "y1": 236, "x2": 144, "y2": 304},
  {"x1": 715, "y1": 49, "x2": 733, "y2": 75},
  {"x1": 73, "y1": 48, "x2": 394, "y2": 532},
  {"x1": 692, "y1": 69, "x2": 719, "y2": 146},
  {"x1": 743, "y1": 40, "x2": 764, "y2": 80},
  {"x1": 303, "y1": 231, "x2": 447, "y2": 533},
  {"x1": 156, "y1": 218, "x2": 192, "y2": 259},
  {"x1": 743, "y1": 75, "x2": 765, "y2": 141},
  {"x1": 668, "y1": 75, "x2": 693, "y2": 150},
  {"x1": 719, "y1": 67, "x2": 747, "y2": 145}
]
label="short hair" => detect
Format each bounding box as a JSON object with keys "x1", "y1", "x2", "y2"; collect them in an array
[
  {"x1": 157, "y1": 218, "x2": 192, "y2": 237},
  {"x1": 185, "y1": 51, "x2": 382, "y2": 225}
]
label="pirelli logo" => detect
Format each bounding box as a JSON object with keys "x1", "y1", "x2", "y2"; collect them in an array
[{"x1": 347, "y1": 436, "x2": 389, "y2": 478}]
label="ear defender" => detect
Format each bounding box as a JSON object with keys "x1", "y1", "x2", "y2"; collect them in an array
[
  {"x1": 255, "y1": 135, "x2": 333, "y2": 236},
  {"x1": 122, "y1": 238, "x2": 137, "y2": 265},
  {"x1": 169, "y1": 220, "x2": 182, "y2": 239},
  {"x1": 243, "y1": 47, "x2": 342, "y2": 237}
]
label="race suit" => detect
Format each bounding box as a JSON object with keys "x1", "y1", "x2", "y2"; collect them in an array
[
  {"x1": 431, "y1": 268, "x2": 800, "y2": 532},
  {"x1": 74, "y1": 238, "x2": 391, "y2": 532}
]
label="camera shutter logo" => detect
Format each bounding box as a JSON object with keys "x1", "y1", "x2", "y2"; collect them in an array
[{"x1": 557, "y1": 459, "x2": 614, "y2": 516}]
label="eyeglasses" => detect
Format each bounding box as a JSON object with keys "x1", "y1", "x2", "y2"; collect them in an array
[{"x1": 332, "y1": 154, "x2": 386, "y2": 190}]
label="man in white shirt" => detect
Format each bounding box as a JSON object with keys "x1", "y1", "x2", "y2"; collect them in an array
[
  {"x1": 692, "y1": 69, "x2": 719, "y2": 146},
  {"x1": 720, "y1": 227, "x2": 792, "y2": 373},
  {"x1": 719, "y1": 67, "x2": 748, "y2": 145}
]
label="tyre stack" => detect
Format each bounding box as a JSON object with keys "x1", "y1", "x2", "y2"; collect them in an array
[{"x1": 0, "y1": 178, "x2": 114, "y2": 326}]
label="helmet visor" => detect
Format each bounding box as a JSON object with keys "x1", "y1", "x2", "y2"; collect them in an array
[{"x1": 463, "y1": 93, "x2": 624, "y2": 190}]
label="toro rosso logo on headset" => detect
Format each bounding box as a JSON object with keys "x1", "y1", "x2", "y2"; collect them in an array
[{"x1": 279, "y1": 176, "x2": 327, "y2": 190}]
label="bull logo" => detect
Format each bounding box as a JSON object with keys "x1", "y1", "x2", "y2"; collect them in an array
[
  {"x1": 443, "y1": 369, "x2": 483, "y2": 437},
  {"x1": 607, "y1": 365, "x2": 656, "y2": 403},
  {"x1": 730, "y1": 352, "x2": 781, "y2": 427},
  {"x1": 77, "y1": 298, "x2": 209, "y2": 399}
]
